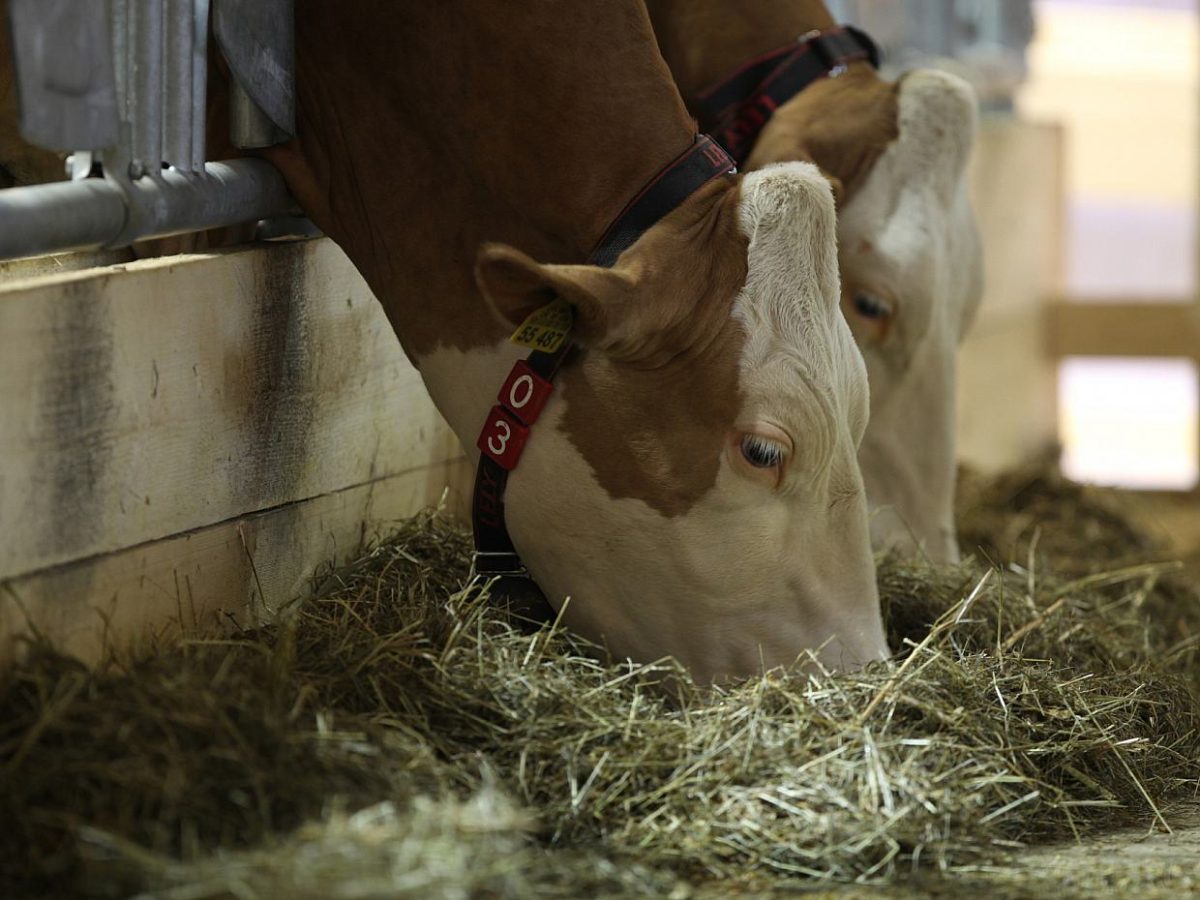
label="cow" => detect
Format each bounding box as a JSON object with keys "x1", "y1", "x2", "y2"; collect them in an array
[
  {"x1": 0, "y1": 1, "x2": 890, "y2": 681},
  {"x1": 646, "y1": 0, "x2": 986, "y2": 563},
  {"x1": 248, "y1": 0, "x2": 889, "y2": 682}
]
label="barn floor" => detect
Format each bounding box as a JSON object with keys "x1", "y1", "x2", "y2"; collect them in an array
[
  {"x1": 3, "y1": 463, "x2": 1199, "y2": 898},
  {"x1": 710, "y1": 805, "x2": 1200, "y2": 899}
]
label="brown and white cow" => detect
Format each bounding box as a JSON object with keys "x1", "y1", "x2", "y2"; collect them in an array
[
  {"x1": 248, "y1": 0, "x2": 890, "y2": 681},
  {"x1": 647, "y1": 0, "x2": 986, "y2": 563}
]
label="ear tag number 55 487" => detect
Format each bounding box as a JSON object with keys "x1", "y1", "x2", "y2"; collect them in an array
[{"x1": 510, "y1": 298, "x2": 573, "y2": 353}]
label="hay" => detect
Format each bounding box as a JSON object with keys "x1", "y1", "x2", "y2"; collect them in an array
[
  {"x1": 3, "y1": 472, "x2": 1200, "y2": 898},
  {"x1": 956, "y1": 461, "x2": 1200, "y2": 677}
]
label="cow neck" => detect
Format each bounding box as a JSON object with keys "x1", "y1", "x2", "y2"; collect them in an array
[
  {"x1": 646, "y1": 0, "x2": 841, "y2": 102},
  {"x1": 471, "y1": 136, "x2": 737, "y2": 622},
  {"x1": 645, "y1": 1, "x2": 878, "y2": 166},
  {"x1": 270, "y1": 0, "x2": 699, "y2": 366}
]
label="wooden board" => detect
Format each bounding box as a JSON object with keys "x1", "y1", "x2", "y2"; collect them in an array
[
  {"x1": 966, "y1": 118, "x2": 1063, "y2": 329},
  {"x1": 957, "y1": 315, "x2": 1058, "y2": 472},
  {"x1": 1050, "y1": 302, "x2": 1200, "y2": 359},
  {"x1": 0, "y1": 459, "x2": 473, "y2": 665},
  {"x1": 0, "y1": 238, "x2": 468, "y2": 581},
  {"x1": 956, "y1": 119, "x2": 1064, "y2": 471}
]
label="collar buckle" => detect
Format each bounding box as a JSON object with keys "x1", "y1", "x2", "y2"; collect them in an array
[{"x1": 472, "y1": 550, "x2": 532, "y2": 579}]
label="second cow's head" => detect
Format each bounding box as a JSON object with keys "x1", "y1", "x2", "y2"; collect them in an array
[{"x1": 749, "y1": 67, "x2": 985, "y2": 563}]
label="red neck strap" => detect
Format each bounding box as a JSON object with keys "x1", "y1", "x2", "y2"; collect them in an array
[{"x1": 694, "y1": 26, "x2": 879, "y2": 165}]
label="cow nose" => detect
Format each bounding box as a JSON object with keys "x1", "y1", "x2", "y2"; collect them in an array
[
  {"x1": 918, "y1": 524, "x2": 961, "y2": 565},
  {"x1": 818, "y1": 623, "x2": 890, "y2": 673}
]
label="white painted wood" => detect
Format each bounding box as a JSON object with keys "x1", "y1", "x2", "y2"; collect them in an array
[
  {"x1": 0, "y1": 238, "x2": 468, "y2": 580},
  {"x1": 0, "y1": 460, "x2": 473, "y2": 666}
]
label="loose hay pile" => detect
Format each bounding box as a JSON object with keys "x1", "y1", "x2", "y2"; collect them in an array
[
  {"x1": 957, "y1": 462, "x2": 1200, "y2": 674},
  {"x1": 3, "y1": 471, "x2": 1200, "y2": 898}
]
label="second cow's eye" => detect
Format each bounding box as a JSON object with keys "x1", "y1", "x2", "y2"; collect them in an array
[{"x1": 853, "y1": 291, "x2": 892, "y2": 320}]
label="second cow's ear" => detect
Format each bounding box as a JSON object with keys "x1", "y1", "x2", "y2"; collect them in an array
[
  {"x1": 475, "y1": 243, "x2": 643, "y2": 352},
  {"x1": 745, "y1": 127, "x2": 845, "y2": 207}
]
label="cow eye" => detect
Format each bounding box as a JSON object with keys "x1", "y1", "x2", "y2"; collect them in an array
[
  {"x1": 740, "y1": 434, "x2": 785, "y2": 468},
  {"x1": 853, "y1": 291, "x2": 892, "y2": 320}
]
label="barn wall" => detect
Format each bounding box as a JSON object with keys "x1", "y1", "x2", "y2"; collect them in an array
[
  {"x1": 0, "y1": 238, "x2": 472, "y2": 664},
  {"x1": 957, "y1": 118, "x2": 1063, "y2": 471}
]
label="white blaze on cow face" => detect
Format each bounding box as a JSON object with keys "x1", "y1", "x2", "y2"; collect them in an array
[
  {"x1": 836, "y1": 69, "x2": 984, "y2": 563},
  {"x1": 423, "y1": 163, "x2": 887, "y2": 684}
]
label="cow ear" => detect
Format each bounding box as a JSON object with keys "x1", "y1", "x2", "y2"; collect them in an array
[
  {"x1": 819, "y1": 171, "x2": 846, "y2": 207},
  {"x1": 475, "y1": 243, "x2": 637, "y2": 348}
]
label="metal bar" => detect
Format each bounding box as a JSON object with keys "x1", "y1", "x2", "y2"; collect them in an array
[
  {"x1": 109, "y1": 0, "x2": 133, "y2": 174},
  {"x1": 230, "y1": 85, "x2": 287, "y2": 149},
  {"x1": 191, "y1": 0, "x2": 211, "y2": 171},
  {"x1": 0, "y1": 160, "x2": 297, "y2": 260},
  {"x1": 128, "y1": 0, "x2": 164, "y2": 177},
  {"x1": 163, "y1": 0, "x2": 194, "y2": 171},
  {"x1": 214, "y1": 0, "x2": 295, "y2": 148},
  {"x1": 0, "y1": 180, "x2": 127, "y2": 259}
]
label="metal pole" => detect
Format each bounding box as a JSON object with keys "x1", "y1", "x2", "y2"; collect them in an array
[
  {"x1": 128, "y1": 0, "x2": 164, "y2": 178},
  {"x1": 0, "y1": 180, "x2": 127, "y2": 258},
  {"x1": 163, "y1": 0, "x2": 194, "y2": 171},
  {"x1": 0, "y1": 159, "x2": 297, "y2": 260},
  {"x1": 191, "y1": 0, "x2": 211, "y2": 172},
  {"x1": 214, "y1": 0, "x2": 295, "y2": 148}
]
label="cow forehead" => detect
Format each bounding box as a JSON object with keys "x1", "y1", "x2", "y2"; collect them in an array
[
  {"x1": 559, "y1": 163, "x2": 850, "y2": 516},
  {"x1": 730, "y1": 164, "x2": 869, "y2": 472},
  {"x1": 732, "y1": 163, "x2": 860, "y2": 386},
  {"x1": 893, "y1": 69, "x2": 978, "y2": 183},
  {"x1": 838, "y1": 70, "x2": 982, "y2": 325}
]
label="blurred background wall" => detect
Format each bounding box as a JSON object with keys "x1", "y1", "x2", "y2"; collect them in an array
[{"x1": 833, "y1": 0, "x2": 1200, "y2": 494}]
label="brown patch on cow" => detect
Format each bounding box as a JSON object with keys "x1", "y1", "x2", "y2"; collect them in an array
[
  {"x1": 558, "y1": 177, "x2": 750, "y2": 517},
  {"x1": 646, "y1": 0, "x2": 838, "y2": 101},
  {"x1": 744, "y1": 69, "x2": 899, "y2": 205}
]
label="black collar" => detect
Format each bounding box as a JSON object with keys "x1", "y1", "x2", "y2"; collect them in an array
[
  {"x1": 470, "y1": 135, "x2": 736, "y2": 622},
  {"x1": 695, "y1": 26, "x2": 879, "y2": 165}
]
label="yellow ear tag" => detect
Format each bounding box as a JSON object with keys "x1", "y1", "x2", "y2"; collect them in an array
[{"x1": 509, "y1": 297, "x2": 573, "y2": 352}]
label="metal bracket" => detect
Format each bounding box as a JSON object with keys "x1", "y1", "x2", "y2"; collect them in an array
[{"x1": 9, "y1": 0, "x2": 120, "y2": 152}]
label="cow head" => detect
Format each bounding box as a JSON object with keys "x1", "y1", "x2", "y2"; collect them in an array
[
  {"x1": 462, "y1": 162, "x2": 887, "y2": 684},
  {"x1": 748, "y1": 68, "x2": 984, "y2": 563}
]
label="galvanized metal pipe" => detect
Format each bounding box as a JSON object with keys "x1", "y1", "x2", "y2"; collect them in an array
[
  {"x1": 163, "y1": 0, "x2": 194, "y2": 171},
  {"x1": 215, "y1": 0, "x2": 295, "y2": 148},
  {"x1": 229, "y1": 85, "x2": 286, "y2": 150},
  {"x1": 128, "y1": 0, "x2": 164, "y2": 177},
  {"x1": 0, "y1": 179, "x2": 126, "y2": 259},
  {"x1": 0, "y1": 159, "x2": 296, "y2": 261},
  {"x1": 191, "y1": 0, "x2": 211, "y2": 172}
]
